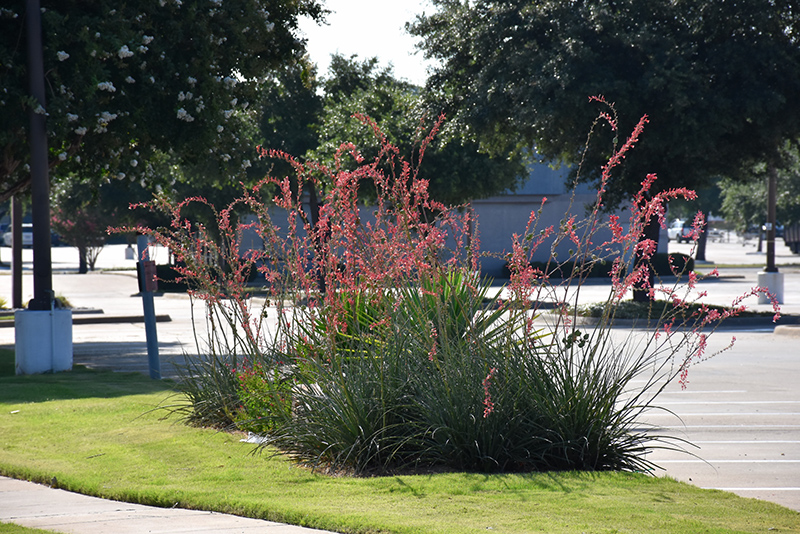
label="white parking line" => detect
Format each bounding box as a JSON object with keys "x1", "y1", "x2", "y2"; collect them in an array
[
  {"x1": 656, "y1": 460, "x2": 800, "y2": 463},
  {"x1": 658, "y1": 390, "x2": 748, "y2": 395},
  {"x1": 661, "y1": 424, "x2": 800, "y2": 430},
  {"x1": 691, "y1": 440, "x2": 800, "y2": 444},
  {"x1": 647, "y1": 412, "x2": 800, "y2": 416},
  {"x1": 656, "y1": 401, "x2": 800, "y2": 405}
]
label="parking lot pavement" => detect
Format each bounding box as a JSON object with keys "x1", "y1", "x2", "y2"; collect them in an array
[{"x1": 638, "y1": 331, "x2": 800, "y2": 512}]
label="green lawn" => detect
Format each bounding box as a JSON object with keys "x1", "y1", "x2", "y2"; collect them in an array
[
  {"x1": 1, "y1": 350, "x2": 798, "y2": 534},
  {"x1": 0, "y1": 523, "x2": 56, "y2": 534}
]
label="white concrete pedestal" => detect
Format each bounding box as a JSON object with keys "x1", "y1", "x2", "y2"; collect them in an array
[
  {"x1": 15, "y1": 309, "x2": 73, "y2": 375},
  {"x1": 757, "y1": 271, "x2": 785, "y2": 305}
]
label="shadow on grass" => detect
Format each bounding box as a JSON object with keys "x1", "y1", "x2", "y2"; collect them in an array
[{"x1": 0, "y1": 349, "x2": 174, "y2": 404}]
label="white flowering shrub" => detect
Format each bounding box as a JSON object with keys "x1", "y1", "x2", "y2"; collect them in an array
[{"x1": 0, "y1": 0, "x2": 325, "y2": 200}]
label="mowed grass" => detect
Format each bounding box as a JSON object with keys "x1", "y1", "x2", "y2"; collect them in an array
[
  {"x1": 1, "y1": 350, "x2": 798, "y2": 534},
  {"x1": 0, "y1": 523, "x2": 56, "y2": 534}
]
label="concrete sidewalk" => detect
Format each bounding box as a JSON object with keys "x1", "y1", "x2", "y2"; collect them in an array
[{"x1": 0, "y1": 476, "x2": 335, "y2": 534}]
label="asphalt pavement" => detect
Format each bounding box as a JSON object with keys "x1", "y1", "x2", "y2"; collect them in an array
[{"x1": 0, "y1": 237, "x2": 799, "y2": 532}]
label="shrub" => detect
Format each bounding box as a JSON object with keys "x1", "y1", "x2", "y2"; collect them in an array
[{"x1": 116, "y1": 107, "x2": 780, "y2": 475}]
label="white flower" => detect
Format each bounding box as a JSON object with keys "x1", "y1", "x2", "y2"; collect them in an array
[
  {"x1": 222, "y1": 76, "x2": 236, "y2": 88},
  {"x1": 58, "y1": 152, "x2": 67, "y2": 161},
  {"x1": 117, "y1": 173, "x2": 126, "y2": 179},
  {"x1": 221, "y1": 153, "x2": 231, "y2": 162},
  {"x1": 95, "y1": 32, "x2": 100, "y2": 38},
  {"x1": 57, "y1": 51, "x2": 69, "y2": 61},
  {"x1": 149, "y1": 76, "x2": 155, "y2": 83},
  {"x1": 118, "y1": 45, "x2": 133, "y2": 58},
  {"x1": 222, "y1": 109, "x2": 233, "y2": 119},
  {"x1": 176, "y1": 108, "x2": 195, "y2": 122},
  {"x1": 216, "y1": 125, "x2": 224, "y2": 133},
  {"x1": 187, "y1": 76, "x2": 197, "y2": 86},
  {"x1": 97, "y1": 81, "x2": 116, "y2": 92},
  {"x1": 75, "y1": 156, "x2": 80, "y2": 163},
  {"x1": 266, "y1": 22, "x2": 274, "y2": 32},
  {"x1": 66, "y1": 113, "x2": 78, "y2": 122},
  {"x1": 74, "y1": 126, "x2": 87, "y2": 135},
  {"x1": 130, "y1": 159, "x2": 138, "y2": 167},
  {"x1": 125, "y1": 76, "x2": 135, "y2": 84},
  {"x1": 99, "y1": 111, "x2": 118, "y2": 122},
  {"x1": 33, "y1": 104, "x2": 46, "y2": 115},
  {"x1": 142, "y1": 35, "x2": 154, "y2": 45},
  {"x1": 178, "y1": 91, "x2": 185, "y2": 101},
  {"x1": 241, "y1": 159, "x2": 251, "y2": 170},
  {"x1": 138, "y1": 45, "x2": 149, "y2": 53},
  {"x1": 230, "y1": 97, "x2": 238, "y2": 106}
]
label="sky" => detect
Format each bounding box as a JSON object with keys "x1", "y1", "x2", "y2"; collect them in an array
[{"x1": 297, "y1": 0, "x2": 436, "y2": 86}]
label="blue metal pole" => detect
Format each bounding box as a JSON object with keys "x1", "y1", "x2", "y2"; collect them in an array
[{"x1": 137, "y1": 235, "x2": 161, "y2": 379}]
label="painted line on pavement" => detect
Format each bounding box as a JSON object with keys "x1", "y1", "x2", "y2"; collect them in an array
[
  {"x1": 656, "y1": 459, "x2": 800, "y2": 464},
  {"x1": 656, "y1": 400, "x2": 800, "y2": 405},
  {"x1": 646, "y1": 412, "x2": 800, "y2": 417},
  {"x1": 658, "y1": 390, "x2": 748, "y2": 395},
  {"x1": 659, "y1": 424, "x2": 800, "y2": 429},
  {"x1": 691, "y1": 440, "x2": 800, "y2": 444}
]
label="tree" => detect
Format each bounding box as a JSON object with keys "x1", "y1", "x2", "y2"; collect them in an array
[
  {"x1": 719, "y1": 141, "x2": 800, "y2": 234},
  {"x1": 257, "y1": 54, "x2": 528, "y2": 293},
  {"x1": 306, "y1": 54, "x2": 527, "y2": 206},
  {"x1": 0, "y1": 0, "x2": 325, "y2": 202},
  {"x1": 51, "y1": 177, "x2": 159, "y2": 273},
  {"x1": 410, "y1": 1, "x2": 800, "y2": 209}
]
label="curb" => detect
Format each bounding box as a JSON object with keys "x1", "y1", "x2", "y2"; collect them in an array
[
  {"x1": 775, "y1": 324, "x2": 800, "y2": 338},
  {"x1": 0, "y1": 314, "x2": 172, "y2": 328}
]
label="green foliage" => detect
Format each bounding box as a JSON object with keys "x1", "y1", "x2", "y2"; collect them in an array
[
  {"x1": 134, "y1": 112, "x2": 759, "y2": 478},
  {"x1": 260, "y1": 54, "x2": 527, "y2": 206},
  {"x1": 0, "y1": 0, "x2": 325, "y2": 200},
  {"x1": 169, "y1": 352, "x2": 242, "y2": 430},
  {"x1": 719, "y1": 141, "x2": 800, "y2": 232},
  {"x1": 233, "y1": 360, "x2": 293, "y2": 435},
  {"x1": 410, "y1": 0, "x2": 800, "y2": 209}
]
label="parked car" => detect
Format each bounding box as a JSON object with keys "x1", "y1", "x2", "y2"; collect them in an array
[
  {"x1": 1, "y1": 224, "x2": 61, "y2": 247},
  {"x1": 2, "y1": 223, "x2": 33, "y2": 247},
  {"x1": 667, "y1": 220, "x2": 694, "y2": 243}
]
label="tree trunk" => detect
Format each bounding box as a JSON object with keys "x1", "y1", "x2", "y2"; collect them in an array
[
  {"x1": 695, "y1": 210, "x2": 709, "y2": 262},
  {"x1": 78, "y1": 244, "x2": 88, "y2": 274}
]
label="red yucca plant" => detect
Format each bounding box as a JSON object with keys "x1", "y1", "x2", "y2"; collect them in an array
[{"x1": 112, "y1": 103, "x2": 781, "y2": 474}]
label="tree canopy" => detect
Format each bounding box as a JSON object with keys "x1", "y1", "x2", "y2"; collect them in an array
[
  {"x1": 720, "y1": 141, "x2": 800, "y2": 233},
  {"x1": 410, "y1": 0, "x2": 800, "y2": 208},
  {"x1": 259, "y1": 54, "x2": 527, "y2": 207},
  {"x1": 0, "y1": 0, "x2": 325, "y2": 202}
]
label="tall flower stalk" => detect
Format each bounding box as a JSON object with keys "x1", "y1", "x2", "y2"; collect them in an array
[{"x1": 114, "y1": 106, "x2": 780, "y2": 474}]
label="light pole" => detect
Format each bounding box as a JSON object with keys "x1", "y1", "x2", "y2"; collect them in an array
[
  {"x1": 15, "y1": 0, "x2": 73, "y2": 375},
  {"x1": 25, "y1": 0, "x2": 53, "y2": 311}
]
